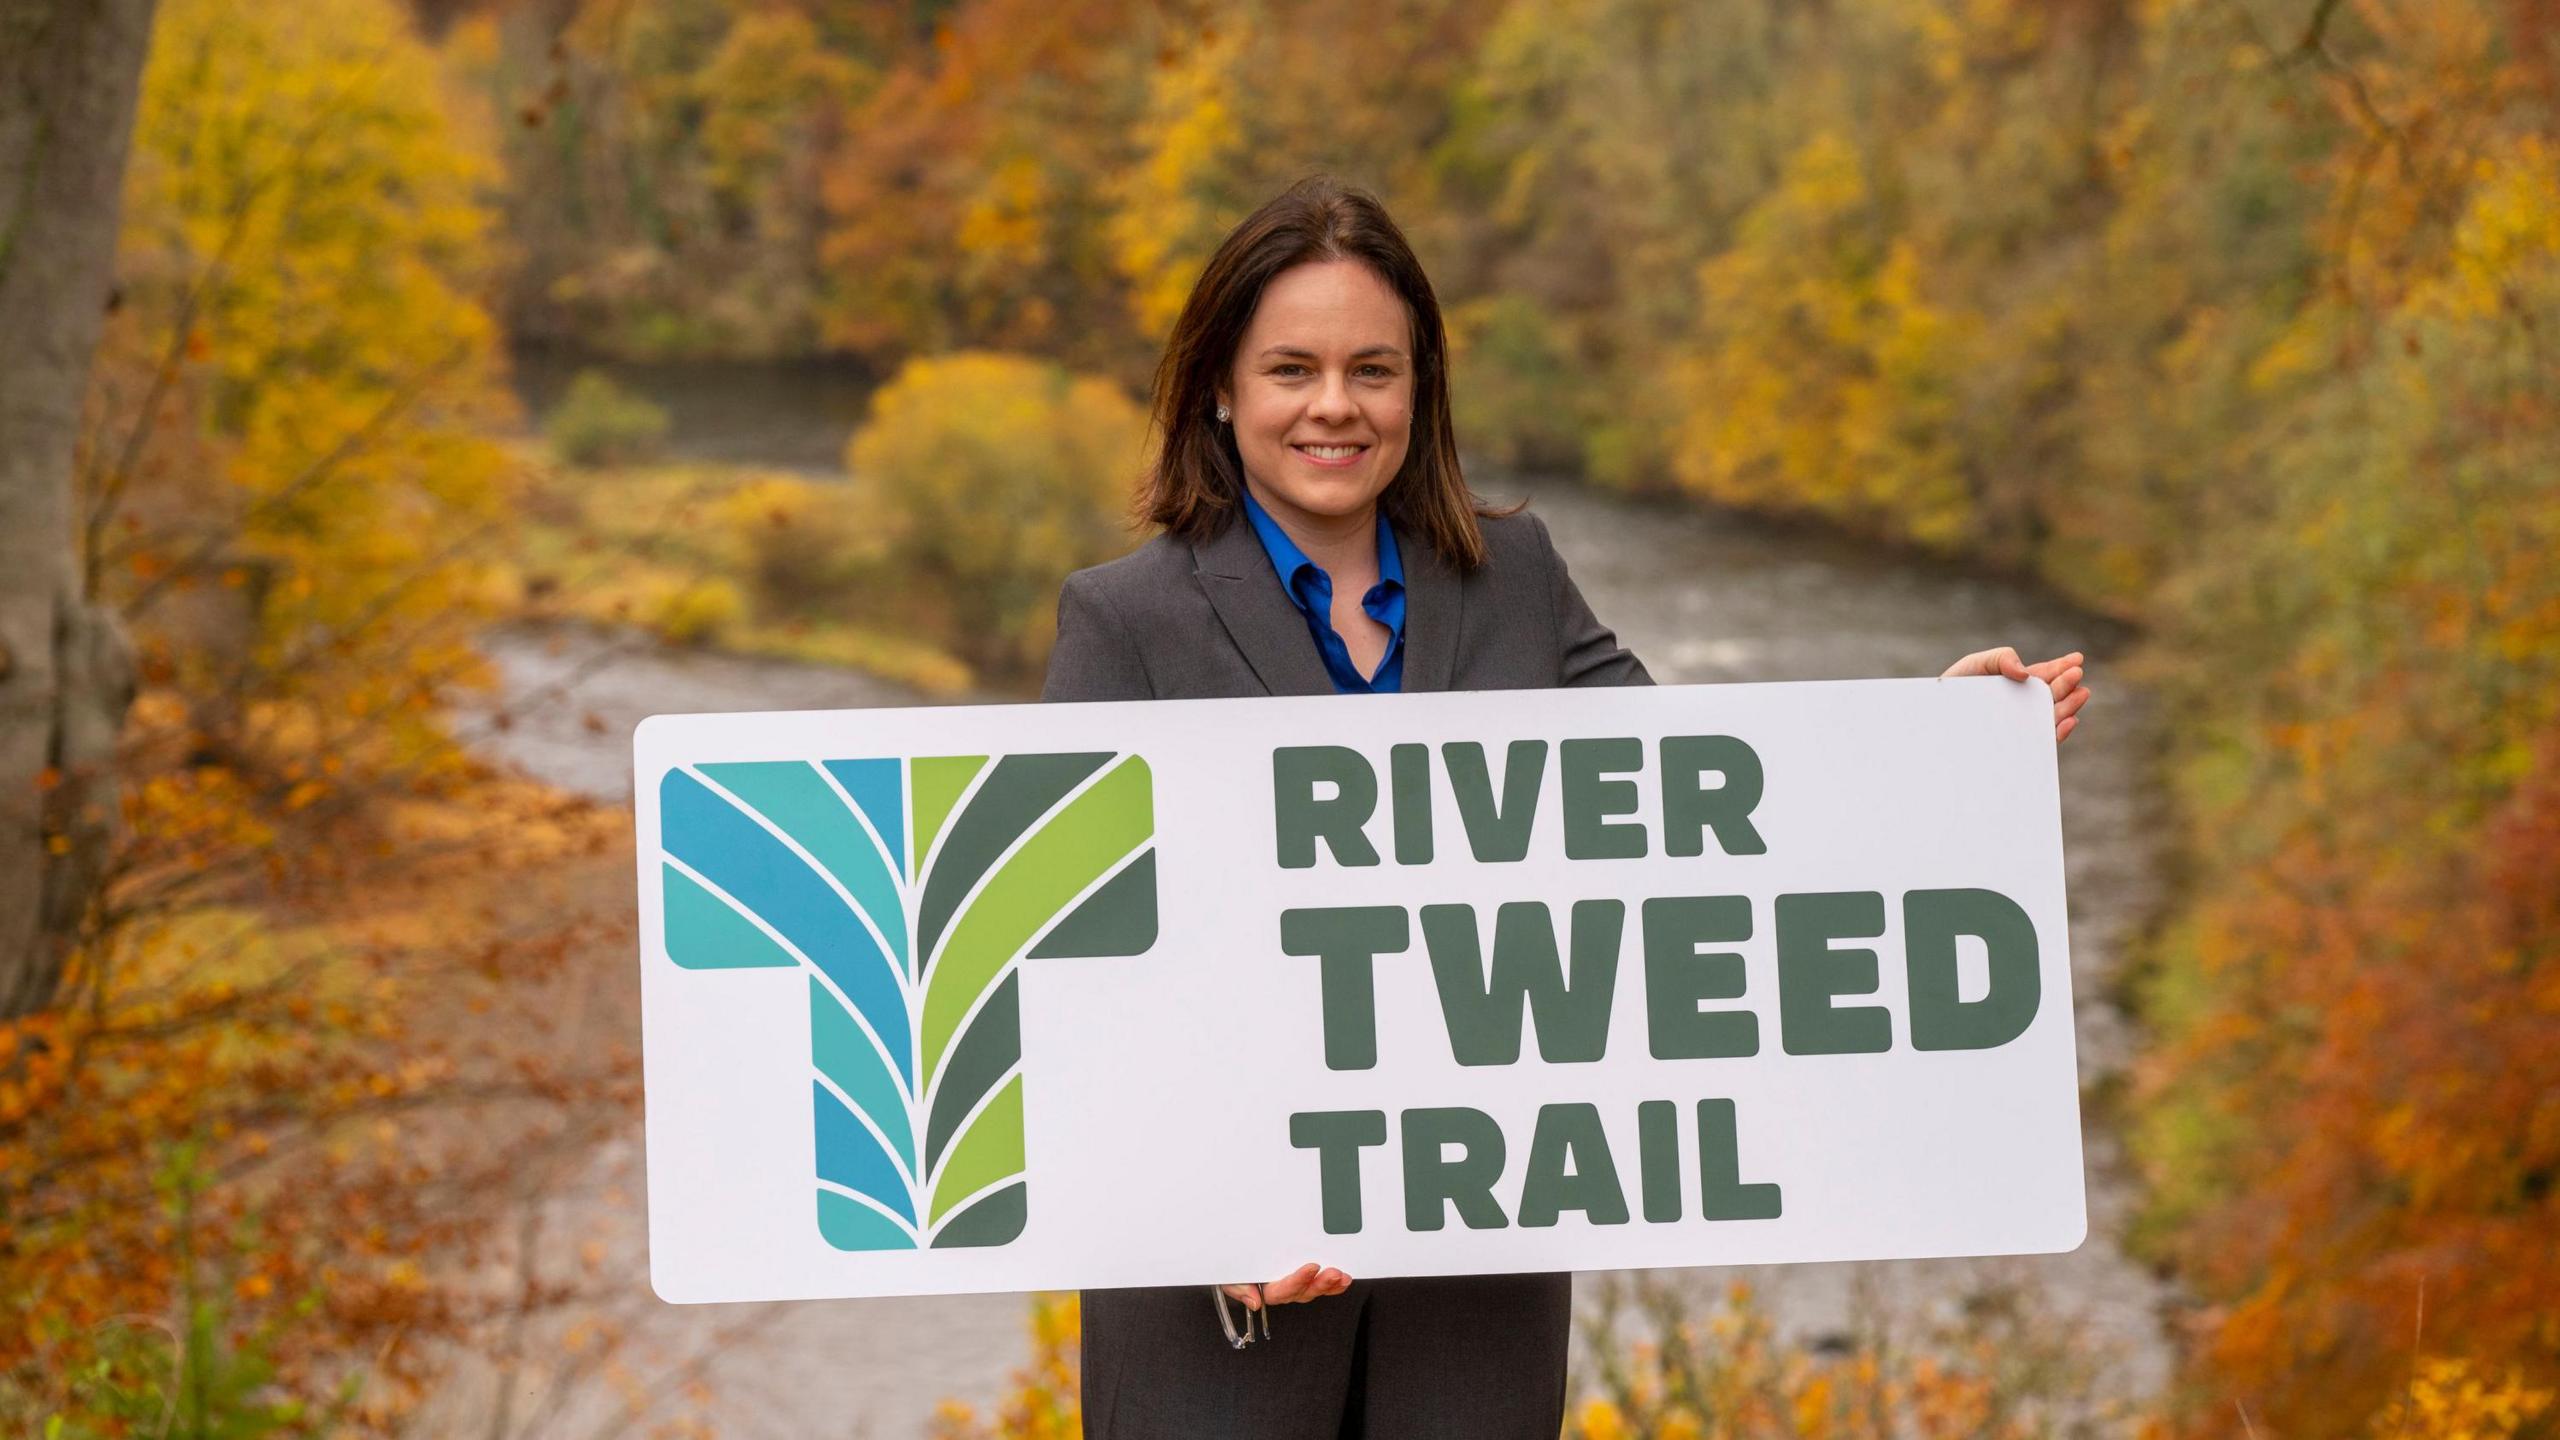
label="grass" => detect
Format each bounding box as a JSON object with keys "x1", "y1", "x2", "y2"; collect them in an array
[{"x1": 494, "y1": 444, "x2": 976, "y2": 697}]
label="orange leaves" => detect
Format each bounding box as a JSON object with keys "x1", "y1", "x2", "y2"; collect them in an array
[{"x1": 2141, "y1": 721, "x2": 2560, "y2": 1430}]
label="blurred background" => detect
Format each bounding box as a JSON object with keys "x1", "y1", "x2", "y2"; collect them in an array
[{"x1": 2, "y1": 0, "x2": 2553, "y2": 1435}]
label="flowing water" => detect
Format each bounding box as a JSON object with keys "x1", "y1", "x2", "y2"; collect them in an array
[{"x1": 467, "y1": 356, "x2": 2173, "y2": 1434}]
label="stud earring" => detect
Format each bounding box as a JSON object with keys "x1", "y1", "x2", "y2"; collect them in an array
[{"x1": 1215, "y1": 405, "x2": 1231, "y2": 423}]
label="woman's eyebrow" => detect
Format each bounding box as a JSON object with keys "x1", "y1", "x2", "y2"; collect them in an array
[{"x1": 1257, "y1": 344, "x2": 1410, "y2": 361}]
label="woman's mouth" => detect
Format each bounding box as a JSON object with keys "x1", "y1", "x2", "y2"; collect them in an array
[{"x1": 1292, "y1": 443, "x2": 1369, "y2": 468}]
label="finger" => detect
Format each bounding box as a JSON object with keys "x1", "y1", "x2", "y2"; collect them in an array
[
  {"x1": 1962, "y1": 646, "x2": 2028, "y2": 680},
  {"x1": 2056, "y1": 685, "x2": 2092, "y2": 722},
  {"x1": 1316, "y1": 1267, "x2": 1351, "y2": 1297},
  {"x1": 1265, "y1": 1263, "x2": 1321, "y2": 1304},
  {"x1": 1285, "y1": 1263, "x2": 1331, "y2": 1304},
  {"x1": 2045, "y1": 664, "x2": 2083, "y2": 700},
  {"x1": 2056, "y1": 714, "x2": 2079, "y2": 743},
  {"x1": 1222, "y1": 1282, "x2": 1262, "y2": 1311}
]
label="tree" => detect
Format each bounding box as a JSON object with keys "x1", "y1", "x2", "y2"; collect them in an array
[{"x1": 0, "y1": 0, "x2": 155, "y2": 1019}]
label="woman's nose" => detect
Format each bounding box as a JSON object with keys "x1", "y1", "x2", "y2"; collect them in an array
[{"x1": 1308, "y1": 372, "x2": 1357, "y2": 422}]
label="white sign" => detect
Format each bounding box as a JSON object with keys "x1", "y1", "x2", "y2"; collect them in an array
[{"x1": 635, "y1": 678, "x2": 2085, "y2": 1303}]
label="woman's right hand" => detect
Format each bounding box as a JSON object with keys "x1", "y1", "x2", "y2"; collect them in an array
[{"x1": 1223, "y1": 1262, "x2": 1351, "y2": 1310}]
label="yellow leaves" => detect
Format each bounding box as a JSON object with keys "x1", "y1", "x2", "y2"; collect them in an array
[
  {"x1": 958, "y1": 155, "x2": 1055, "y2": 271},
  {"x1": 2369, "y1": 1359, "x2": 2555, "y2": 1440},
  {"x1": 112, "y1": 0, "x2": 518, "y2": 773},
  {"x1": 2246, "y1": 311, "x2": 2336, "y2": 393},
  {"x1": 697, "y1": 9, "x2": 865, "y2": 215},
  {"x1": 1672, "y1": 131, "x2": 1976, "y2": 547},
  {"x1": 930, "y1": 1293, "x2": 1083, "y2": 1440},
  {"x1": 1574, "y1": 1397, "x2": 1630, "y2": 1440},
  {"x1": 2403, "y1": 135, "x2": 2560, "y2": 325},
  {"x1": 641, "y1": 577, "x2": 747, "y2": 647},
  {"x1": 845, "y1": 351, "x2": 1144, "y2": 675},
  {"x1": 1103, "y1": 21, "x2": 1248, "y2": 339}
]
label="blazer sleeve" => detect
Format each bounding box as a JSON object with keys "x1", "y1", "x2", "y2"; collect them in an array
[
  {"x1": 1040, "y1": 569, "x2": 1155, "y2": 702},
  {"x1": 1531, "y1": 512, "x2": 1654, "y2": 689}
]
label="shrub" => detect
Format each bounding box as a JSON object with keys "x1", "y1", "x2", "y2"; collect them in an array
[
  {"x1": 715, "y1": 474, "x2": 875, "y2": 614},
  {"x1": 845, "y1": 352, "x2": 1146, "y2": 679},
  {"x1": 544, "y1": 368, "x2": 671, "y2": 467},
  {"x1": 643, "y1": 576, "x2": 745, "y2": 645}
]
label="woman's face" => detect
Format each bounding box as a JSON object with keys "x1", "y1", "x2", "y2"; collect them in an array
[{"x1": 1217, "y1": 259, "x2": 1415, "y2": 534}]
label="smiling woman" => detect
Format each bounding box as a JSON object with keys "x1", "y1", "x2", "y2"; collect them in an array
[{"x1": 1039, "y1": 174, "x2": 2090, "y2": 1440}]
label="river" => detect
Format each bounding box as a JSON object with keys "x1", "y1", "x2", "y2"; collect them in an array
[{"x1": 466, "y1": 354, "x2": 2172, "y2": 1434}]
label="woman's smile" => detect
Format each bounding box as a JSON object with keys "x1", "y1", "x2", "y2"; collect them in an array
[{"x1": 1292, "y1": 442, "x2": 1370, "y2": 467}]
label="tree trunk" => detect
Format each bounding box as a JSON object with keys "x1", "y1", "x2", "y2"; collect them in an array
[{"x1": 0, "y1": 0, "x2": 156, "y2": 1019}]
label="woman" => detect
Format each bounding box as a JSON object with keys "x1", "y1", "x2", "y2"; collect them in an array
[{"x1": 1041, "y1": 175, "x2": 2090, "y2": 1438}]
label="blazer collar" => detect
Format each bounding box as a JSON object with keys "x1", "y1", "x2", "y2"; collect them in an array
[
  {"x1": 1399, "y1": 522, "x2": 1460, "y2": 693},
  {"x1": 1190, "y1": 512, "x2": 1461, "y2": 696}
]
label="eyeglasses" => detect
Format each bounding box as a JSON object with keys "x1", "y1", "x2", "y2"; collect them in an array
[{"x1": 1212, "y1": 1285, "x2": 1273, "y2": 1350}]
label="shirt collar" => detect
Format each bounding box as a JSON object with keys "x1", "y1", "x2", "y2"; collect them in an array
[{"x1": 1238, "y1": 487, "x2": 1404, "y2": 613}]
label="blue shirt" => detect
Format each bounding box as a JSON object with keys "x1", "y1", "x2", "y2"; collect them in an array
[{"x1": 1239, "y1": 489, "x2": 1405, "y2": 694}]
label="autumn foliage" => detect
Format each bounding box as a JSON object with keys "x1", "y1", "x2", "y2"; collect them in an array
[
  {"x1": 4, "y1": 0, "x2": 632, "y2": 1429},
  {"x1": 462, "y1": 0, "x2": 2559, "y2": 1424},
  {"x1": 9, "y1": 0, "x2": 2555, "y2": 1431}
]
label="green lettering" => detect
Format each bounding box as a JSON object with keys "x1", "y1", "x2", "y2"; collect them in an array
[
  {"x1": 1776, "y1": 891, "x2": 1892, "y2": 1055},
  {"x1": 1519, "y1": 1103, "x2": 1630, "y2": 1227},
  {"x1": 1659, "y1": 735, "x2": 1768, "y2": 857},
  {"x1": 1272, "y1": 746, "x2": 1379, "y2": 869},
  {"x1": 1561, "y1": 737, "x2": 1647, "y2": 860},
  {"x1": 1636, "y1": 1100, "x2": 1681, "y2": 1223},
  {"x1": 1280, "y1": 906, "x2": 1410, "y2": 1071},
  {"x1": 1290, "y1": 1110, "x2": 1387, "y2": 1235},
  {"x1": 1642, "y1": 895, "x2": 1759, "y2": 1060},
  {"x1": 1388, "y1": 743, "x2": 1434, "y2": 865},
  {"x1": 1442, "y1": 740, "x2": 1547, "y2": 862},
  {"x1": 1401, "y1": 1107, "x2": 1510, "y2": 1231},
  {"x1": 1904, "y1": 888, "x2": 2041, "y2": 1051},
  {"x1": 1420, "y1": 900, "x2": 1623, "y2": 1066},
  {"x1": 1697, "y1": 1099, "x2": 1782, "y2": 1220}
]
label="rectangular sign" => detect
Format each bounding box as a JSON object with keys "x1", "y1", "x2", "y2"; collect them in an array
[{"x1": 634, "y1": 678, "x2": 2084, "y2": 1303}]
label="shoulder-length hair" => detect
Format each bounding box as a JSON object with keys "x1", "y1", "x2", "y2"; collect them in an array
[{"x1": 1138, "y1": 175, "x2": 1507, "y2": 571}]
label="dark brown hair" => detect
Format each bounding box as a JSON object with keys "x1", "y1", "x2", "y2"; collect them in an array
[{"x1": 1137, "y1": 175, "x2": 1506, "y2": 570}]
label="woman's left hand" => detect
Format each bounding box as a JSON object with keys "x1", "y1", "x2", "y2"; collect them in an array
[{"x1": 1940, "y1": 647, "x2": 2091, "y2": 743}]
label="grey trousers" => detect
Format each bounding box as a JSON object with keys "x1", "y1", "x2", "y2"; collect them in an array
[{"x1": 1078, "y1": 1273, "x2": 1573, "y2": 1439}]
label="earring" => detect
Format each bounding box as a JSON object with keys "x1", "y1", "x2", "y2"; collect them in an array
[{"x1": 1215, "y1": 405, "x2": 1231, "y2": 423}]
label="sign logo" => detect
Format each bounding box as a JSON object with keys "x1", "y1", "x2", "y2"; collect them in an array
[{"x1": 656, "y1": 753, "x2": 1156, "y2": 1250}]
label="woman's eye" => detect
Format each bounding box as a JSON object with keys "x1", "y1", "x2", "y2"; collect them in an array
[{"x1": 1267, "y1": 361, "x2": 1395, "y2": 380}]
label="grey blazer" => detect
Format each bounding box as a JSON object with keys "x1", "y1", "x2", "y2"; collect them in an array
[{"x1": 1039, "y1": 508, "x2": 1652, "y2": 702}]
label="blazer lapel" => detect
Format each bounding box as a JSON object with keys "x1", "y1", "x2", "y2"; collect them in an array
[
  {"x1": 1192, "y1": 521, "x2": 1335, "y2": 697},
  {"x1": 1398, "y1": 520, "x2": 1462, "y2": 694}
]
